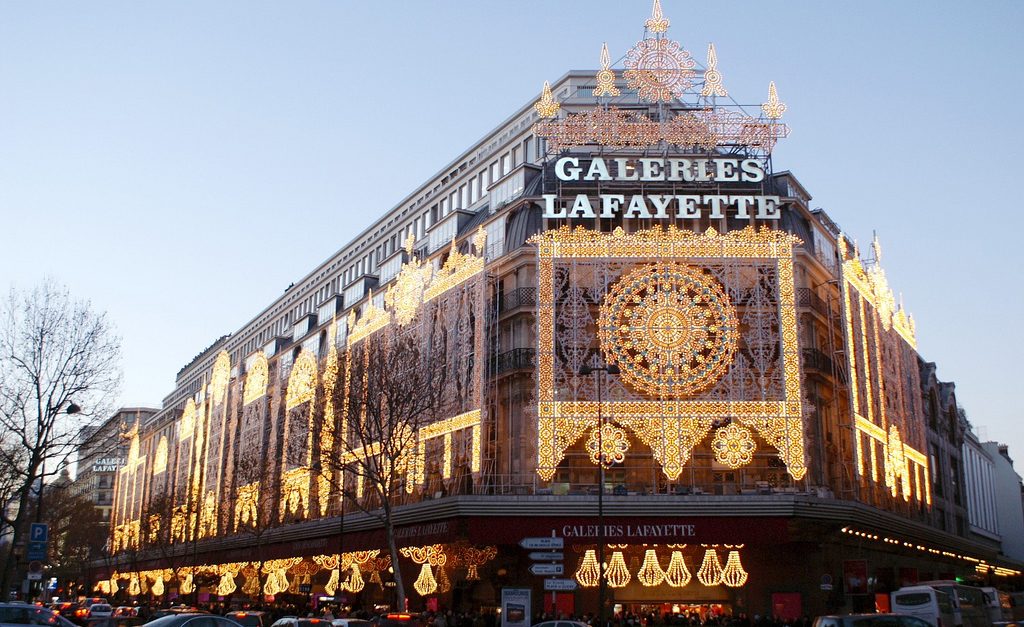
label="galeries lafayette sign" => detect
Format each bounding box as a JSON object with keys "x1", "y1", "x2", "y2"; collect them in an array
[{"x1": 542, "y1": 156, "x2": 781, "y2": 220}]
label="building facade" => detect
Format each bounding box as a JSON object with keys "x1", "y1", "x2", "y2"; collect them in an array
[
  {"x1": 981, "y1": 443, "x2": 1024, "y2": 563},
  {"x1": 108, "y1": 3, "x2": 1023, "y2": 619},
  {"x1": 74, "y1": 408, "x2": 158, "y2": 525}
]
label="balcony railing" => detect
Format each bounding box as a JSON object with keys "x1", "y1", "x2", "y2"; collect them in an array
[
  {"x1": 802, "y1": 347, "x2": 834, "y2": 375},
  {"x1": 795, "y1": 288, "x2": 830, "y2": 318},
  {"x1": 490, "y1": 348, "x2": 535, "y2": 376},
  {"x1": 496, "y1": 288, "x2": 537, "y2": 314}
]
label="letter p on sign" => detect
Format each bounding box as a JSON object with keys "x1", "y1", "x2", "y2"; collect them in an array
[{"x1": 30, "y1": 523, "x2": 48, "y2": 542}]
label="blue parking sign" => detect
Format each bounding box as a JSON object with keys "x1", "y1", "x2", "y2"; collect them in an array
[
  {"x1": 27, "y1": 542, "x2": 47, "y2": 561},
  {"x1": 29, "y1": 523, "x2": 48, "y2": 543}
]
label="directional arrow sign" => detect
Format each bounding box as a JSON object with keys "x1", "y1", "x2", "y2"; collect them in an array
[
  {"x1": 543, "y1": 578, "x2": 578, "y2": 592},
  {"x1": 528, "y1": 552, "x2": 564, "y2": 562},
  {"x1": 519, "y1": 537, "x2": 564, "y2": 550},
  {"x1": 528, "y1": 563, "x2": 564, "y2": 576}
]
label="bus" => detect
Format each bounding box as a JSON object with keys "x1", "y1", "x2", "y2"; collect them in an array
[
  {"x1": 901, "y1": 582, "x2": 990, "y2": 627},
  {"x1": 891, "y1": 586, "x2": 957, "y2": 627}
]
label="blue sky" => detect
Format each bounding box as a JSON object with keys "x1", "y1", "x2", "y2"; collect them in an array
[{"x1": 2, "y1": 1, "x2": 1022, "y2": 460}]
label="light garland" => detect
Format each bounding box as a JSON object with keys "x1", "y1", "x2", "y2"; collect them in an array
[
  {"x1": 152, "y1": 436, "x2": 168, "y2": 475},
  {"x1": 664, "y1": 551, "x2": 691, "y2": 587},
  {"x1": 575, "y1": 550, "x2": 600, "y2": 588},
  {"x1": 721, "y1": 551, "x2": 748, "y2": 587},
  {"x1": 413, "y1": 564, "x2": 437, "y2": 596},
  {"x1": 605, "y1": 551, "x2": 631, "y2": 588},
  {"x1": 128, "y1": 575, "x2": 141, "y2": 597},
  {"x1": 697, "y1": 549, "x2": 723, "y2": 586},
  {"x1": 243, "y1": 351, "x2": 268, "y2": 404},
  {"x1": 210, "y1": 351, "x2": 230, "y2": 407},
  {"x1": 436, "y1": 566, "x2": 451, "y2": 594},
  {"x1": 346, "y1": 565, "x2": 365, "y2": 593},
  {"x1": 217, "y1": 571, "x2": 237, "y2": 596},
  {"x1": 151, "y1": 575, "x2": 164, "y2": 597},
  {"x1": 624, "y1": 37, "x2": 695, "y2": 102},
  {"x1": 711, "y1": 423, "x2": 757, "y2": 469},
  {"x1": 586, "y1": 423, "x2": 630, "y2": 467},
  {"x1": 180, "y1": 573, "x2": 194, "y2": 595},
  {"x1": 637, "y1": 549, "x2": 665, "y2": 587},
  {"x1": 285, "y1": 350, "x2": 318, "y2": 410}
]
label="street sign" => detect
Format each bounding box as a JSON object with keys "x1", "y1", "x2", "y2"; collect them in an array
[
  {"x1": 528, "y1": 552, "x2": 564, "y2": 562},
  {"x1": 26, "y1": 543, "x2": 46, "y2": 562},
  {"x1": 543, "y1": 578, "x2": 578, "y2": 591},
  {"x1": 29, "y1": 523, "x2": 48, "y2": 543},
  {"x1": 528, "y1": 563, "x2": 564, "y2": 576},
  {"x1": 27, "y1": 573, "x2": 42, "y2": 581},
  {"x1": 519, "y1": 537, "x2": 564, "y2": 550},
  {"x1": 28, "y1": 561, "x2": 42, "y2": 574}
]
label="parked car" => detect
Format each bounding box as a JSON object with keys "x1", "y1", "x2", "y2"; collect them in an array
[
  {"x1": 532, "y1": 621, "x2": 590, "y2": 627},
  {"x1": 269, "y1": 619, "x2": 331, "y2": 627},
  {"x1": 812, "y1": 614, "x2": 934, "y2": 627},
  {"x1": 373, "y1": 615, "x2": 419, "y2": 627},
  {"x1": 225, "y1": 612, "x2": 271, "y2": 627},
  {"x1": 151, "y1": 608, "x2": 206, "y2": 620},
  {"x1": 87, "y1": 604, "x2": 113, "y2": 620},
  {"x1": 143, "y1": 614, "x2": 244, "y2": 627},
  {"x1": 0, "y1": 602, "x2": 78, "y2": 627},
  {"x1": 332, "y1": 619, "x2": 373, "y2": 627}
]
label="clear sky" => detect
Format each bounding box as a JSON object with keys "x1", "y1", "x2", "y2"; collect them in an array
[{"x1": 2, "y1": 2, "x2": 1022, "y2": 460}]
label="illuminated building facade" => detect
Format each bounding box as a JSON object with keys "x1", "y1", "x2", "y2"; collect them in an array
[{"x1": 108, "y1": 2, "x2": 1022, "y2": 618}]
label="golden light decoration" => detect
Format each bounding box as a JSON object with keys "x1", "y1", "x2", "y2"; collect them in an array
[
  {"x1": 585, "y1": 423, "x2": 630, "y2": 467},
  {"x1": 413, "y1": 564, "x2": 437, "y2": 596},
  {"x1": 128, "y1": 575, "x2": 141, "y2": 597},
  {"x1": 279, "y1": 466, "x2": 311, "y2": 521},
  {"x1": 385, "y1": 253, "x2": 433, "y2": 327},
  {"x1": 151, "y1": 574, "x2": 165, "y2": 597},
  {"x1": 235, "y1": 482, "x2": 260, "y2": 530},
  {"x1": 711, "y1": 423, "x2": 757, "y2": 469},
  {"x1": 243, "y1": 351, "x2": 269, "y2": 405},
  {"x1": 180, "y1": 573, "x2": 194, "y2": 595},
  {"x1": 575, "y1": 550, "x2": 600, "y2": 588},
  {"x1": 645, "y1": 0, "x2": 670, "y2": 33},
  {"x1": 597, "y1": 262, "x2": 739, "y2": 398},
  {"x1": 286, "y1": 350, "x2": 318, "y2": 410},
  {"x1": 721, "y1": 550, "x2": 748, "y2": 587},
  {"x1": 762, "y1": 81, "x2": 787, "y2": 119},
  {"x1": 594, "y1": 42, "x2": 620, "y2": 97},
  {"x1": 637, "y1": 549, "x2": 665, "y2": 587},
  {"x1": 210, "y1": 350, "x2": 231, "y2": 406},
  {"x1": 697, "y1": 549, "x2": 723, "y2": 586},
  {"x1": 179, "y1": 398, "x2": 196, "y2": 439},
  {"x1": 605, "y1": 551, "x2": 631, "y2": 588},
  {"x1": 217, "y1": 571, "x2": 237, "y2": 596},
  {"x1": 624, "y1": 37, "x2": 695, "y2": 102},
  {"x1": 423, "y1": 237, "x2": 486, "y2": 303},
  {"x1": 532, "y1": 226, "x2": 806, "y2": 482},
  {"x1": 109, "y1": 576, "x2": 119, "y2": 595},
  {"x1": 153, "y1": 435, "x2": 168, "y2": 475},
  {"x1": 346, "y1": 565, "x2": 366, "y2": 593},
  {"x1": 701, "y1": 43, "x2": 728, "y2": 98},
  {"x1": 458, "y1": 546, "x2": 497, "y2": 581},
  {"x1": 664, "y1": 551, "x2": 691, "y2": 587},
  {"x1": 534, "y1": 80, "x2": 560, "y2": 118},
  {"x1": 325, "y1": 569, "x2": 341, "y2": 596},
  {"x1": 436, "y1": 566, "x2": 451, "y2": 594}
]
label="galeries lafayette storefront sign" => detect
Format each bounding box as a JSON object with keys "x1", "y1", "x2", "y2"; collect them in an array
[{"x1": 542, "y1": 156, "x2": 781, "y2": 220}]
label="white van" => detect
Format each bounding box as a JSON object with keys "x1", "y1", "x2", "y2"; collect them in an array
[
  {"x1": 979, "y1": 587, "x2": 1010, "y2": 623},
  {"x1": 891, "y1": 586, "x2": 957, "y2": 627}
]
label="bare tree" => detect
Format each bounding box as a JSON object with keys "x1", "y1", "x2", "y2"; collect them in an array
[
  {"x1": 328, "y1": 314, "x2": 453, "y2": 610},
  {"x1": 0, "y1": 279, "x2": 121, "y2": 594}
]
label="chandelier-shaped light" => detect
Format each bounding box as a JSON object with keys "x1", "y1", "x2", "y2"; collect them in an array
[
  {"x1": 180, "y1": 573, "x2": 194, "y2": 595},
  {"x1": 152, "y1": 575, "x2": 165, "y2": 597},
  {"x1": 128, "y1": 576, "x2": 141, "y2": 597},
  {"x1": 325, "y1": 568, "x2": 341, "y2": 595},
  {"x1": 721, "y1": 551, "x2": 748, "y2": 587},
  {"x1": 346, "y1": 565, "x2": 365, "y2": 593},
  {"x1": 575, "y1": 550, "x2": 600, "y2": 588},
  {"x1": 217, "y1": 572, "x2": 237, "y2": 596},
  {"x1": 637, "y1": 549, "x2": 665, "y2": 587},
  {"x1": 664, "y1": 551, "x2": 691, "y2": 587},
  {"x1": 436, "y1": 566, "x2": 451, "y2": 593},
  {"x1": 242, "y1": 572, "x2": 260, "y2": 597},
  {"x1": 697, "y1": 549, "x2": 723, "y2": 586},
  {"x1": 413, "y1": 564, "x2": 437, "y2": 596},
  {"x1": 605, "y1": 551, "x2": 631, "y2": 588}
]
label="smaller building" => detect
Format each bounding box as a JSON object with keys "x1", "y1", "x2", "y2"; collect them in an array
[
  {"x1": 962, "y1": 427, "x2": 1000, "y2": 548},
  {"x1": 981, "y1": 441, "x2": 1024, "y2": 563},
  {"x1": 73, "y1": 408, "x2": 158, "y2": 525}
]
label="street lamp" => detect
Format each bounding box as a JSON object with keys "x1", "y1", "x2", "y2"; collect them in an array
[{"x1": 579, "y1": 363, "x2": 619, "y2": 627}]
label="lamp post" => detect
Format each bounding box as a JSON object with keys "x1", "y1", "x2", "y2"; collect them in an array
[{"x1": 579, "y1": 363, "x2": 619, "y2": 627}]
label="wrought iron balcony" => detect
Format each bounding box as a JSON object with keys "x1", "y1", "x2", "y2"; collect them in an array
[
  {"x1": 802, "y1": 347, "x2": 834, "y2": 376},
  {"x1": 490, "y1": 348, "x2": 536, "y2": 376},
  {"x1": 795, "y1": 287, "x2": 830, "y2": 318},
  {"x1": 496, "y1": 287, "x2": 537, "y2": 314}
]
